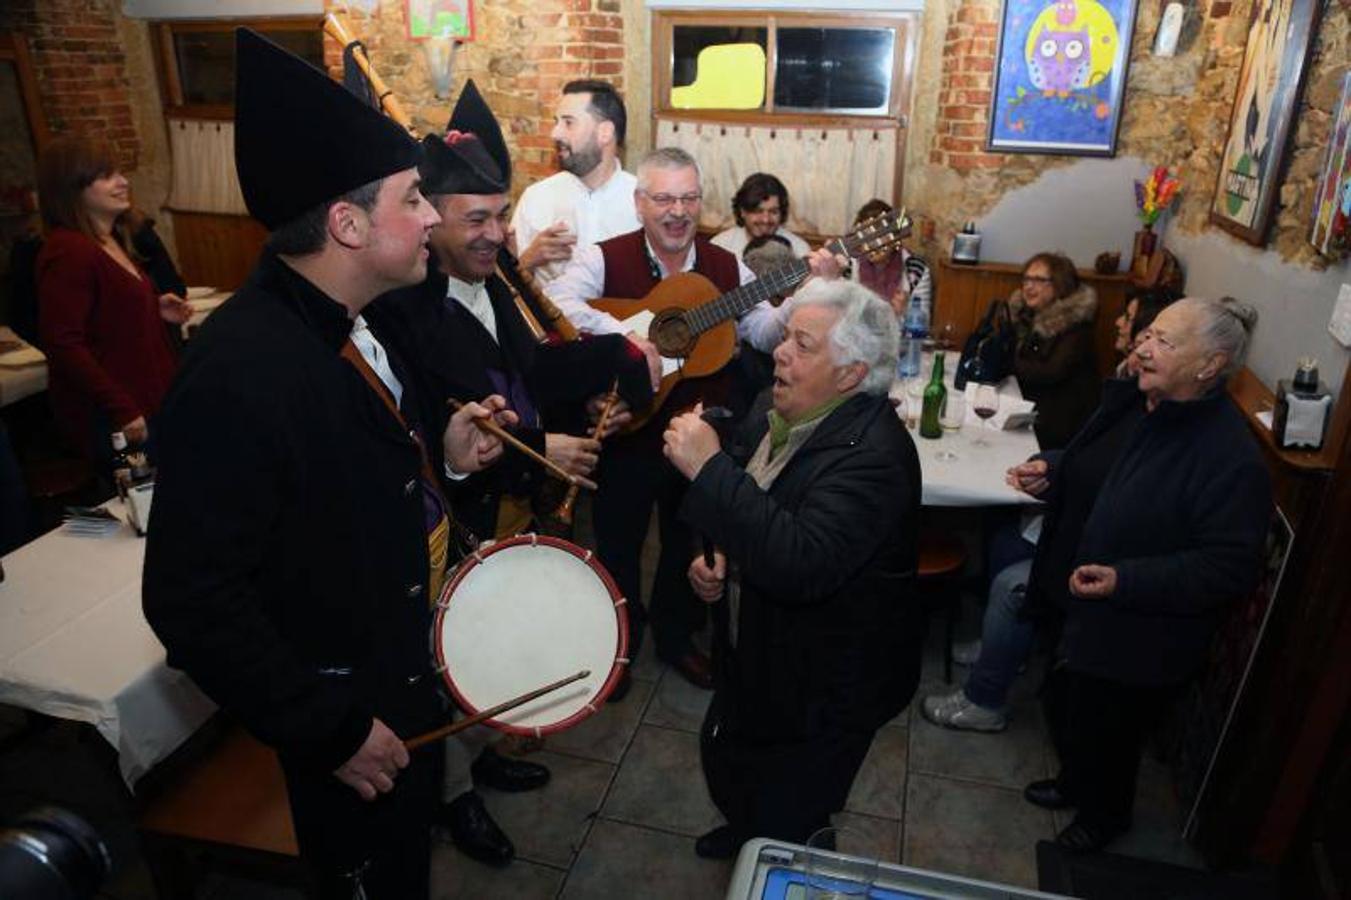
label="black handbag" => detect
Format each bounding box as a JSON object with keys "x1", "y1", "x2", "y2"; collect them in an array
[{"x1": 954, "y1": 299, "x2": 1015, "y2": 390}]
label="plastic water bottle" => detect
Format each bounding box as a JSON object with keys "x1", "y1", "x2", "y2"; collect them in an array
[{"x1": 897, "y1": 299, "x2": 927, "y2": 378}]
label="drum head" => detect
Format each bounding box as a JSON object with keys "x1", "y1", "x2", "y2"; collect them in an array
[{"x1": 433, "y1": 535, "x2": 627, "y2": 735}]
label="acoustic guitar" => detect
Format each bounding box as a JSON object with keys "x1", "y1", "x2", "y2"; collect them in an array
[{"x1": 588, "y1": 208, "x2": 911, "y2": 433}]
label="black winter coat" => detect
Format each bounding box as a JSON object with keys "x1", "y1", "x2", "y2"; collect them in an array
[
  {"x1": 143, "y1": 252, "x2": 444, "y2": 773},
  {"x1": 680, "y1": 392, "x2": 924, "y2": 742},
  {"x1": 1024, "y1": 377, "x2": 1272, "y2": 686}
]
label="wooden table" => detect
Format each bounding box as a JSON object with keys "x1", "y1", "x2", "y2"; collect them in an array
[{"x1": 0, "y1": 501, "x2": 216, "y2": 786}]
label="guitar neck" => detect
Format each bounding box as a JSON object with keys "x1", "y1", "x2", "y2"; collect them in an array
[{"x1": 683, "y1": 236, "x2": 851, "y2": 337}]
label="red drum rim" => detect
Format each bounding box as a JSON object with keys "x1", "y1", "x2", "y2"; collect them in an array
[{"x1": 431, "y1": 533, "x2": 630, "y2": 737}]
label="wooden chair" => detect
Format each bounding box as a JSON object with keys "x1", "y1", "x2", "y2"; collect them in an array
[
  {"x1": 138, "y1": 726, "x2": 309, "y2": 898},
  {"x1": 918, "y1": 530, "x2": 967, "y2": 684}
]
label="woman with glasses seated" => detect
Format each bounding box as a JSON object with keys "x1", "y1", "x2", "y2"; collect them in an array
[{"x1": 1009, "y1": 252, "x2": 1100, "y2": 451}]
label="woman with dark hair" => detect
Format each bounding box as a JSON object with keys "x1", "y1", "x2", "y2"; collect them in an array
[
  {"x1": 36, "y1": 136, "x2": 186, "y2": 463},
  {"x1": 1008, "y1": 252, "x2": 1100, "y2": 450},
  {"x1": 1113, "y1": 286, "x2": 1180, "y2": 376},
  {"x1": 711, "y1": 172, "x2": 811, "y2": 258},
  {"x1": 1018, "y1": 297, "x2": 1270, "y2": 852}
]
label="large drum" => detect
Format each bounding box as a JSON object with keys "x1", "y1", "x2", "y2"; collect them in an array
[{"x1": 432, "y1": 534, "x2": 629, "y2": 737}]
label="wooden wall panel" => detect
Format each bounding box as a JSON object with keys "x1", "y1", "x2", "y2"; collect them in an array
[
  {"x1": 170, "y1": 211, "x2": 267, "y2": 291},
  {"x1": 933, "y1": 259, "x2": 1131, "y2": 378}
]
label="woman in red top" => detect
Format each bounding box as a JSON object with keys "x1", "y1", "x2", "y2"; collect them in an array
[{"x1": 36, "y1": 137, "x2": 187, "y2": 461}]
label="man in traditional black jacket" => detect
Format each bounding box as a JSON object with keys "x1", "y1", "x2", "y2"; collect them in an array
[
  {"x1": 365, "y1": 80, "x2": 651, "y2": 869},
  {"x1": 663, "y1": 278, "x2": 924, "y2": 861},
  {"x1": 142, "y1": 31, "x2": 509, "y2": 899}
]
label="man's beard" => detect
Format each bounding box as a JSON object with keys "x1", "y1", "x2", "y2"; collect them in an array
[{"x1": 559, "y1": 140, "x2": 603, "y2": 178}]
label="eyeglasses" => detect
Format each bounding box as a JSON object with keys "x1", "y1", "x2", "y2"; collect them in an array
[
  {"x1": 641, "y1": 191, "x2": 702, "y2": 210},
  {"x1": 1021, "y1": 275, "x2": 1054, "y2": 285},
  {"x1": 1138, "y1": 328, "x2": 1178, "y2": 354}
]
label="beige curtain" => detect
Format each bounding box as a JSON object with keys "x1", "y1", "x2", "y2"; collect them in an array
[
  {"x1": 165, "y1": 118, "x2": 247, "y2": 215},
  {"x1": 655, "y1": 117, "x2": 897, "y2": 237}
]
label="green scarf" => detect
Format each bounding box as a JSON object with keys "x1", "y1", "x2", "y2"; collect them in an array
[{"x1": 767, "y1": 393, "x2": 850, "y2": 460}]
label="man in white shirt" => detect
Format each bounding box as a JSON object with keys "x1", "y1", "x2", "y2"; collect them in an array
[
  {"x1": 510, "y1": 80, "x2": 640, "y2": 283},
  {"x1": 711, "y1": 173, "x2": 812, "y2": 259}
]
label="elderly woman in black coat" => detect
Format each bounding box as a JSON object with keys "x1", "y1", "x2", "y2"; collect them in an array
[
  {"x1": 1011, "y1": 296, "x2": 1271, "y2": 853},
  {"x1": 662, "y1": 279, "x2": 923, "y2": 861}
]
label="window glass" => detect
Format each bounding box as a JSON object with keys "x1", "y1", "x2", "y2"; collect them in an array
[
  {"x1": 773, "y1": 27, "x2": 895, "y2": 114},
  {"x1": 671, "y1": 25, "x2": 769, "y2": 110},
  {"x1": 172, "y1": 28, "x2": 323, "y2": 107}
]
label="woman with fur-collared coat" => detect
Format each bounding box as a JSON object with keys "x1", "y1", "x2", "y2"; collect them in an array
[{"x1": 1008, "y1": 252, "x2": 1100, "y2": 450}]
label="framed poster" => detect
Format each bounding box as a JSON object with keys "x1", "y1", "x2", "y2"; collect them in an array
[
  {"x1": 1310, "y1": 72, "x2": 1351, "y2": 258},
  {"x1": 1209, "y1": 0, "x2": 1322, "y2": 245},
  {"x1": 407, "y1": 0, "x2": 475, "y2": 41},
  {"x1": 986, "y1": 0, "x2": 1138, "y2": 156}
]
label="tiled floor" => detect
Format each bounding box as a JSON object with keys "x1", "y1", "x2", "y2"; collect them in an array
[{"x1": 0, "y1": 618, "x2": 1201, "y2": 900}]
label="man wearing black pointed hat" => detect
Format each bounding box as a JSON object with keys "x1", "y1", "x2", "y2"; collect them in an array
[
  {"x1": 365, "y1": 79, "x2": 651, "y2": 868},
  {"x1": 143, "y1": 30, "x2": 511, "y2": 898}
]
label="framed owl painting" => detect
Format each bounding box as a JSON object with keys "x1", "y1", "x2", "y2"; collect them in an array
[{"x1": 986, "y1": 0, "x2": 1139, "y2": 156}]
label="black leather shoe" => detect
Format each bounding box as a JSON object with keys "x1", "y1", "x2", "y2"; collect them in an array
[
  {"x1": 606, "y1": 669, "x2": 632, "y2": 704},
  {"x1": 1055, "y1": 817, "x2": 1127, "y2": 854},
  {"x1": 1023, "y1": 778, "x2": 1075, "y2": 810},
  {"x1": 668, "y1": 650, "x2": 715, "y2": 690},
  {"x1": 438, "y1": 791, "x2": 514, "y2": 867},
  {"x1": 472, "y1": 747, "x2": 550, "y2": 793},
  {"x1": 694, "y1": 825, "x2": 741, "y2": 860}
]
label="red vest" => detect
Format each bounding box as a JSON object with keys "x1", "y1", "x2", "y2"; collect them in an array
[{"x1": 598, "y1": 229, "x2": 741, "y2": 300}]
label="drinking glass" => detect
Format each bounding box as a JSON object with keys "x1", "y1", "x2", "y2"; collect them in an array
[
  {"x1": 940, "y1": 391, "x2": 964, "y2": 433},
  {"x1": 972, "y1": 382, "x2": 1000, "y2": 447},
  {"x1": 804, "y1": 827, "x2": 878, "y2": 900},
  {"x1": 937, "y1": 320, "x2": 958, "y2": 351}
]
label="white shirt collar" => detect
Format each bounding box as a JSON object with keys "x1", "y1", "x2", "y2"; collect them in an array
[
  {"x1": 643, "y1": 236, "x2": 697, "y2": 278},
  {"x1": 445, "y1": 274, "x2": 498, "y2": 342}
]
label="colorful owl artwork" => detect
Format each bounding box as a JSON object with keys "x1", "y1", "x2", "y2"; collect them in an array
[
  {"x1": 1023, "y1": 0, "x2": 1120, "y2": 95},
  {"x1": 990, "y1": 0, "x2": 1135, "y2": 154},
  {"x1": 1028, "y1": 27, "x2": 1092, "y2": 95}
]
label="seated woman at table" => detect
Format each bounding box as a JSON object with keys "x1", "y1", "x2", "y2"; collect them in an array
[
  {"x1": 35, "y1": 136, "x2": 188, "y2": 466},
  {"x1": 1014, "y1": 296, "x2": 1270, "y2": 853},
  {"x1": 849, "y1": 198, "x2": 931, "y2": 317},
  {"x1": 1007, "y1": 252, "x2": 1099, "y2": 450},
  {"x1": 1113, "y1": 286, "x2": 1179, "y2": 376}
]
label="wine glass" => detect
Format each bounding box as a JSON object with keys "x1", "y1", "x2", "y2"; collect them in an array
[
  {"x1": 938, "y1": 320, "x2": 958, "y2": 351},
  {"x1": 972, "y1": 382, "x2": 1000, "y2": 446}
]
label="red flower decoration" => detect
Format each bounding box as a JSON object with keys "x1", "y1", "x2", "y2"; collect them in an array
[{"x1": 443, "y1": 129, "x2": 478, "y2": 146}]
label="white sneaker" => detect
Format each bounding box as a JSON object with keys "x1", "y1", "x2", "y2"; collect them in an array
[
  {"x1": 921, "y1": 689, "x2": 1008, "y2": 732},
  {"x1": 952, "y1": 640, "x2": 982, "y2": 666}
]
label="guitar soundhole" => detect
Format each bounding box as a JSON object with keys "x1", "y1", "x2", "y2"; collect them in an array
[{"x1": 650, "y1": 307, "x2": 695, "y2": 357}]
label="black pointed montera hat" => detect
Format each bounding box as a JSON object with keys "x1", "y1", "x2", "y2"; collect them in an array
[
  {"x1": 419, "y1": 79, "x2": 510, "y2": 196},
  {"x1": 233, "y1": 28, "x2": 420, "y2": 230}
]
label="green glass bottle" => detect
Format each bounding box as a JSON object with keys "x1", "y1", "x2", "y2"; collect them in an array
[{"x1": 919, "y1": 352, "x2": 947, "y2": 439}]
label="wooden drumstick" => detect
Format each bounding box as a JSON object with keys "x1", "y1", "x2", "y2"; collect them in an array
[
  {"x1": 404, "y1": 669, "x2": 591, "y2": 750},
  {"x1": 448, "y1": 398, "x2": 581, "y2": 486}
]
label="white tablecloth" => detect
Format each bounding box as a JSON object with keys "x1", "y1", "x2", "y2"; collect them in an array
[
  {"x1": 894, "y1": 356, "x2": 1043, "y2": 507},
  {"x1": 0, "y1": 326, "x2": 48, "y2": 408},
  {"x1": 0, "y1": 502, "x2": 215, "y2": 786}
]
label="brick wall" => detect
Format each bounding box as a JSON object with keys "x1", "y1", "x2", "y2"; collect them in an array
[
  {"x1": 321, "y1": 0, "x2": 629, "y2": 192},
  {"x1": 930, "y1": 0, "x2": 1002, "y2": 174},
  {"x1": 0, "y1": 0, "x2": 140, "y2": 170}
]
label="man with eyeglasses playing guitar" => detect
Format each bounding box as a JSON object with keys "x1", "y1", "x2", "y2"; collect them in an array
[{"x1": 544, "y1": 148, "x2": 850, "y2": 698}]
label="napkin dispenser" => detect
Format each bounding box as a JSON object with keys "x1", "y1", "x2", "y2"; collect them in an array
[{"x1": 1272, "y1": 358, "x2": 1332, "y2": 450}]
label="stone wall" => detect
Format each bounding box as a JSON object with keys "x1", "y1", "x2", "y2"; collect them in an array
[
  {"x1": 905, "y1": 0, "x2": 1351, "y2": 272},
  {"x1": 321, "y1": 0, "x2": 630, "y2": 194}
]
